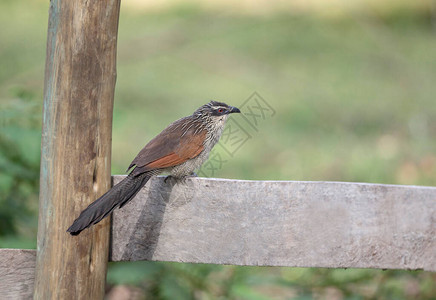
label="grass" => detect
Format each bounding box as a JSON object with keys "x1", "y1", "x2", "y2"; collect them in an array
[
  {"x1": 0, "y1": 0, "x2": 435, "y2": 298},
  {"x1": 112, "y1": 6, "x2": 436, "y2": 187}
]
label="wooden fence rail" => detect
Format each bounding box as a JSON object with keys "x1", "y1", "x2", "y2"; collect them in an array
[{"x1": 1, "y1": 177, "x2": 435, "y2": 298}]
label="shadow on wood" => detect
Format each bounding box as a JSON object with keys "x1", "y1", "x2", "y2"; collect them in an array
[{"x1": 112, "y1": 177, "x2": 176, "y2": 261}]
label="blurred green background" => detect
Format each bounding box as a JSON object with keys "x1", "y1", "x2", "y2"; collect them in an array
[{"x1": 1, "y1": 0, "x2": 435, "y2": 299}]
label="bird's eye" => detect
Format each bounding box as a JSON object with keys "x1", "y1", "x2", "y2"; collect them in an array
[{"x1": 218, "y1": 108, "x2": 223, "y2": 113}]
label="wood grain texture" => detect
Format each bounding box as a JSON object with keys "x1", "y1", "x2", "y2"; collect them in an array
[
  {"x1": 35, "y1": 0, "x2": 120, "y2": 299},
  {"x1": 0, "y1": 249, "x2": 36, "y2": 299},
  {"x1": 2, "y1": 179, "x2": 435, "y2": 298},
  {"x1": 111, "y1": 176, "x2": 436, "y2": 272}
]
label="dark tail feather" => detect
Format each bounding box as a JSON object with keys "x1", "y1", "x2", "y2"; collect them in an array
[{"x1": 67, "y1": 173, "x2": 151, "y2": 235}]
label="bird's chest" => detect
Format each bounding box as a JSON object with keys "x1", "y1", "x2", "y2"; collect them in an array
[
  {"x1": 170, "y1": 150, "x2": 210, "y2": 177},
  {"x1": 170, "y1": 127, "x2": 224, "y2": 177}
]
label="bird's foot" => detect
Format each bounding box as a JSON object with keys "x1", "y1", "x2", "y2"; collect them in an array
[
  {"x1": 164, "y1": 173, "x2": 197, "y2": 185},
  {"x1": 164, "y1": 175, "x2": 175, "y2": 184},
  {"x1": 164, "y1": 175, "x2": 186, "y2": 185}
]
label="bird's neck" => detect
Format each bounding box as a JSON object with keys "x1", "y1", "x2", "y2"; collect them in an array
[{"x1": 202, "y1": 114, "x2": 229, "y2": 150}]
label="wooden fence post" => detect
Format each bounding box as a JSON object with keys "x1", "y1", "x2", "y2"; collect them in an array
[{"x1": 34, "y1": 1, "x2": 121, "y2": 299}]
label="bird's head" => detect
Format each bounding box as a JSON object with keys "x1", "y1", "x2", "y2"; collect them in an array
[{"x1": 194, "y1": 101, "x2": 241, "y2": 123}]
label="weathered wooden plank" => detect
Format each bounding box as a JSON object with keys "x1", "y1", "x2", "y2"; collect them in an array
[
  {"x1": 34, "y1": 0, "x2": 121, "y2": 299},
  {"x1": 111, "y1": 176, "x2": 436, "y2": 272},
  {"x1": 0, "y1": 249, "x2": 36, "y2": 299},
  {"x1": 1, "y1": 179, "x2": 435, "y2": 298}
]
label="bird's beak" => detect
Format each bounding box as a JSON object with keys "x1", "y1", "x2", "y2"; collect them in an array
[{"x1": 228, "y1": 106, "x2": 241, "y2": 114}]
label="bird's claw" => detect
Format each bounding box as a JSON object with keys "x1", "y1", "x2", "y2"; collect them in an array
[
  {"x1": 164, "y1": 175, "x2": 174, "y2": 184},
  {"x1": 164, "y1": 173, "x2": 197, "y2": 185},
  {"x1": 164, "y1": 175, "x2": 185, "y2": 184}
]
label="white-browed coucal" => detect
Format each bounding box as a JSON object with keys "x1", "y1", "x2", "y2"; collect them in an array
[{"x1": 67, "y1": 101, "x2": 241, "y2": 235}]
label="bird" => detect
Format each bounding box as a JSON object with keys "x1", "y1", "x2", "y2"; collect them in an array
[{"x1": 67, "y1": 101, "x2": 241, "y2": 235}]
